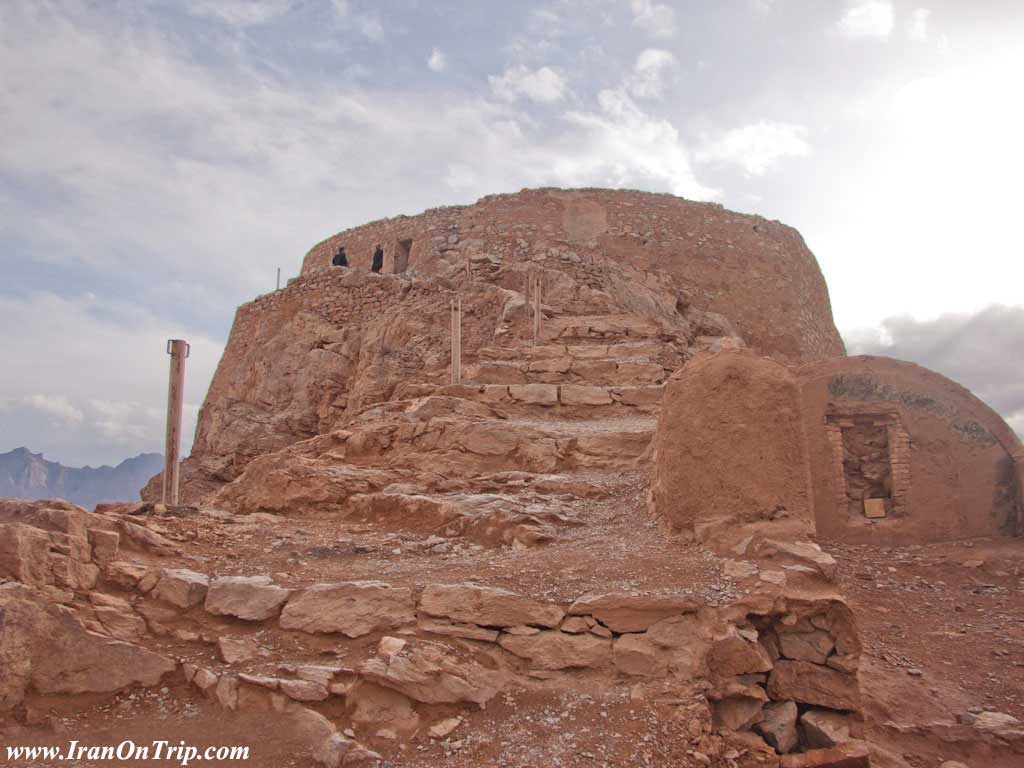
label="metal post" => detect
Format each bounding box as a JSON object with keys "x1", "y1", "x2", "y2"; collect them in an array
[
  {"x1": 451, "y1": 298, "x2": 462, "y2": 385},
  {"x1": 162, "y1": 339, "x2": 190, "y2": 506},
  {"x1": 532, "y1": 271, "x2": 542, "y2": 344},
  {"x1": 276, "y1": 267, "x2": 281, "y2": 290}
]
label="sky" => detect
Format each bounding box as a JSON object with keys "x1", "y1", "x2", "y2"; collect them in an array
[{"x1": 1, "y1": 0, "x2": 1022, "y2": 467}]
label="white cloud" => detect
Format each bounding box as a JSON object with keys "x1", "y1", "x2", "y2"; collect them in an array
[
  {"x1": 750, "y1": 0, "x2": 776, "y2": 14},
  {"x1": 838, "y1": 1, "x2": 894, "y2": 39},
  {"x1": 0, "y1": 292, "x2": 219, "y2": 465},
  {"x1": 627, "y1": 49, "x2": 676, "y2": 100},
  {"x1": 489, "y1": 65, "x2": 567, "y2": 104},
  {"x1": 698, "y1": 121, "x2": 811, "y2": 176},
  {"x1": 631, "y1": 0, "x2": 676, "y2": 38},
  {"x1": 427, "y1": 47, "x2": 446, "y2": 72},
  {"x1": 556, "y1": 90, "x2": 718, "y2": 199},
  {"x1": 25, "y1": 394, "x2": 84, "y2": 426},
  {"x1": 907, "y1": 8, "x2": 930, "y2": 42},
  {"x1": 185, "y1": 0, "x2": 294, "y2": 27}
]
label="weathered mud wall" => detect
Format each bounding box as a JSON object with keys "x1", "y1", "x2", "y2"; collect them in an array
[
  {"x1": 303, "y1": 188, "x2": 845, "y2": 363},
  {"x1": 651, "y1": 353, "x2": 813, "y2": 531},
  {"x1": 653, "y1": 353, "x2": 1022, "y2": 545},
  {"x1": 799, "y1": 355, "x2": 1023, "y2": 544}
]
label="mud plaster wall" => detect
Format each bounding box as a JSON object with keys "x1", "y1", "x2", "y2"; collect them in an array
[
  {"x1": 301, "y1": 188, "x2": 845, "y2": 364},
  {"x1": 652, "y1": 352, "x2": 813, "y2": 530},
  {"x1": 798, "y1": 356, "x2": 1024, "y2": 545}
]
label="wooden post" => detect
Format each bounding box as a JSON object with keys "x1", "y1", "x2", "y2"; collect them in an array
[
  {"x1": 450, "y1": 298, "x2": 462, "y2": 385},
  {"x1": 162, "y1": 339, "x2": 189, "y2": 506},
  {"x1": 532, "y1": 271, "x2": 542, "y2": 344}
]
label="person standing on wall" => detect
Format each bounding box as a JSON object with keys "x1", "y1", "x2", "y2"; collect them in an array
[
  {"x1": 371, "y1": 244, "x2": 384, "y2": 274},
  {"x1": 332, "y1": 244, "x2": 348, "y2": 267}
]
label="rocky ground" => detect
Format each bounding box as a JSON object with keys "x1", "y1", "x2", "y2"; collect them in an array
[{"x1": 2, "y1": 301, "x2": 1022, "y2": 768}]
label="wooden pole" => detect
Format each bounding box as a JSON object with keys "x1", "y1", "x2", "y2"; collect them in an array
[
  {"x1": 162, "y1": 339, "x2": 189, "y2": 506},
  {"x1": 532, "y1": 271, "x2": 542, "y2": 344},
  {"x1": 451, "y1": 297, "x2": 462, "y2": 385}
]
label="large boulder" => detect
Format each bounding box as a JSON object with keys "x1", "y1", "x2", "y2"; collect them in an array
[
  {"x1": 498, "y1": 630, "x2": 612, "y2": 670},
  {"x1": 280, "y1": 581, "x2": 415, "y2": 637},
  {"x1": 567, "y1": 592, "x2": 698, "y2": 633},
  {"x1": 358, "y1": 639, "x2": 503, "y2": 706},
  {"x1": 0, "y1": 582, "x2": 175, "y2": 711},
  {"x1": 419, "y1": 583, "x2": 564, "y2": 629},
  {"x1": 205, "y1": 575, "x2": 291, "y2": 621}
]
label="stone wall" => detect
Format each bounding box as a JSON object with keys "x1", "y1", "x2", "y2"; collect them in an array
[{"x1": 302, "y1": 188, "x2": 845, "y2": 363}]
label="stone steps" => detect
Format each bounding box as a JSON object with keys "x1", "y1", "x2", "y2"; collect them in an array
[
  {"x1": 463, "y1": 359, "x2": 668, "y2": 386},
  {"x1": 540, "y1": 314, "x2": 666, "y2": 342},
  {"x1": 435, "y1": 382, "x2": 664, "y2": 411}
]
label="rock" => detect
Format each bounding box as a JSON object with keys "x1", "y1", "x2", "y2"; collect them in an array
[
  {"x1": 378, "y1": 636, "x2": 407, "y2": 659},
  {"x1": 429, "y1": 717, "x2": 462, "y2": 739},
  {"x1": 768, "y1": 660, "x2": 860, "y2": 711},
  {"x1": 801, "y1": 709, "x2": 858, "y2": 748},
  {"x1": 193, "y1": 668, "x2": 219, "y2": 693},
  {"x1": 358, "y1": 640, "x2": 502, "y2": 706},
  {"x1": 498, "y1": 630, "x2": 612, "y2": 670},
  {"x1": 707, "y1": 631, "x2": 774, "y2": 677},
  {"x1": 215, "y1": 675, "x2": 239, "y2": 710},
  {"x1": 279, "y1": 581, "x2": 415, "y2": 638},
  {"x1": 613, "y1": 634, "x2": 668, "y2": 677},
  {"x1": 205, "y1": 575, "x2": 291, "y2": 621},
  {"x1": 150, "y1": 568, "x2": 209, "y2": 609},
  {"x1": 93, "y1": 604, "x2": 147, "y2": 643},
  {"x1": 567, "y1": 592, "x2": 697, "y2": 633},
  {"x1": 778, "y1": 630, "x2": 835, "y2": 664},
  {"x1": 117, "y1": 519, "x2": 180, "y2": 555},
  {"x1": 0, "y1": 583, "x2": 175, "y2": 711},
  {"x1": 103, "y1": 560, "x2": 147, "y2": 589},
  {"x1": 313, "y1": 732, "x2": 353, "y2": 768},
  {"x1": 217, "y1": 636, "x2": 267, "y2": 664},
  {"x1": 419, "y1": 583, "x2": 564, "y2": 629},
  {"x1": 755, "y1": 700, "x2": 799, "y2": 753},
  {"x1": 508, "y1": 384, "x2": 558, "y2": 406},
  {"x1": 724, "y1": 560, "x2": 759, "y2": 579},
  {"x1": 88, "y1": 529, "x2": 120, "y2": 563},
  {"x1": 779, "y1": 740, "x2": 870, "y2": 767},
  {"x1": 712, "y1": 690, "x2": 767, "y2": 731},
  {"x1": 280, "y1": 679, "x2": 330, "y2": 702},
  {"x1": 560, "y1": 616, "x2": 592, "y2": 634},
  {"x1": 759, "y1": 540, "x2": 838, "y2": 581},
  {"x1": 560, "y1": 385, "x2": 613, "y2": 406},
  {"x1": 417, "y1": 617, "x2": 499, "y2": 643},
  {"x1": 939, "y1": 763, "x2": 969, "y2": 768},
  {"x1": 973, "y1": 711, "x2": 1024, "y2": 741}
]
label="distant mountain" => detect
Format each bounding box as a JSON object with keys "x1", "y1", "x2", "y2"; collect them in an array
[{"x1": 0, "y1": 447, "x2": 164, "y2": 510}]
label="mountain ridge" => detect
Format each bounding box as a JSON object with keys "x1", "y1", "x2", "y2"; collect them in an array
[{"x1": 0, "y1": 446, "x2": 163, "y2": 510}]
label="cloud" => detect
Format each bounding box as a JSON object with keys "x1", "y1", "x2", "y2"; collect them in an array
[
  {"x1": 631, "y1": 0, "x2": 676, "y2": 38},
  {"x1": 698, "y1": 121, "x2": 811, "y2": 175},
  {"x1": 0, "y1": 292, "x2": 219, "y2": 466},
  {"x1": 838, "y1": 1, "x2": 894, "y2": 39},
  {"x1": 907, "y1": 8, "x2": 930, "y2": 42},
  {"x1": 184, "y1": 0, "x2": 294, "y2": 27},
  {"x1": 489, "y1": 65, "x2": 567, "y2": 104},
  {"x1": 24, "y1": 394, "x2": 84, "y2": 426},
  {"x1": 627, "y1": 49, "x2": 676, "y2": 100},
  {"x1": 427, "y1": 47, "x2": 446, "y2": 72},
  {"x1": 557, "y1": 90, "x2": 718, "y2": 199},
  {"x1": 845, "y1": 305, "x2": 1024, "y2": 435}
]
